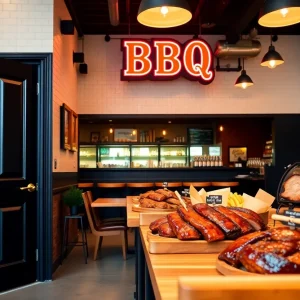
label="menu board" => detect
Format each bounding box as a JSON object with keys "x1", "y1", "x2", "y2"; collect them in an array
[{"x1": 188, "y1": 128, "x2": 213, "y2": 145}]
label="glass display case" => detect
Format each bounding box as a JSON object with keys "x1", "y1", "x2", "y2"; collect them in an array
[
  {"x1": 190, "y1": 146, "x2": 203, "y2": 163},
  {"x1": 131, "y1": 145, "x2": 159, "y2": 168},
  {"x1": 160, "y1": 145, "x2": 188, "y2": 167},
  {"x1": 98, "y1": 145, "x2": 130, "y2": 168},
  {"x1": 79, "y1": 145, "x2": 97, "y2": 168}
]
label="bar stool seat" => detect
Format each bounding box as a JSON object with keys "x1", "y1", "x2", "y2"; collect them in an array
[
  {"x1": 78, "y1": 182, "x2": 94, "y2": 188},
  {"x1": 127, "y1": 182, "x2": 154, "y2": 188},
  {"x1": 97, "y1": 183, "x2": 126, "y2": 188},
  {"x1": 211, "y1": 182, "x2": 240, "y2": 187},
  {"x1": 183, "y1": 182, "x2": 211, "y2": 188},
  {"x1": 155, "y1": 182, "x2": 182, "y2": 188}
]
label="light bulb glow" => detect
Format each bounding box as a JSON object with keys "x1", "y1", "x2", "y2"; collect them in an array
[
  {"x1": 241, "y1": 82, "x2": 248, "y2": 89},
  {"x1": 160, "y1": 6, "x2": 168, "y2": 16},
  {"x1": 132, "y1": 129, "x2": 136, "y2": 135},
  {"x1": 268, "y1": 60, "x2": 276, "y2": 69},
  {"x1": 109, "y1": 127, "x2": 113, "y2": 134},
  {"x1": 162, "y1": 130, "x2": 167, "y2": 136},
  {"x1": 280, "y1": 8, "x2": 288, "y2": 17},
  {"x1": 219, "y1": 126, "x2": 224, "y2": 132}
]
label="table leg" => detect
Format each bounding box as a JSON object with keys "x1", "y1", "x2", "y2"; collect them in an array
[
  {"x1": 145, "y1": 260, "x2": 155, "y2": 300},
  {"x1": 136, "y1": 227, "x2": 145, "y2": 300}
]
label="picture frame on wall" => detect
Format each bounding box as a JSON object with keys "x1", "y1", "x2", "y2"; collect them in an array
[
  {"x1": 60, "y1": 103, "x2": 72, "y2": 150},
  {"x1": 90, "y1": 132, "x2": 100, "y2": 143},
  {"x1": 229, "y1": 146, "x2": 247, "y2": 162},
  {"x1": 114, "y1": 129, "x2": 138, "y2": 142},
  {"x1": 71, "y1": 112, "x2": 78, "y2": 152}
]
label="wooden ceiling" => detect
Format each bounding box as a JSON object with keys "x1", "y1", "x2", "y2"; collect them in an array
[{"x1": 65, "y1": 0, "x2": 300, "y2": 42}]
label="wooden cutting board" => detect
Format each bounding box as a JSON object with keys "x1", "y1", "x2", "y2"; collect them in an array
[
  {"x1": 216, "y1": 258, "x2": 260, "y2": 276},
  {"x1": 147, "y1": 231, "x2": 232, "y2": 254},
  {"x1": 132, "y1": 203, "x2": 176, "y2": 212}
]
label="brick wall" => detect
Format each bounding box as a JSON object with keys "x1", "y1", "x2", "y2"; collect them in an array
[
  {"x1": 0, "y1": 0, "x2": 53, "y2": 53},
  {"x1": 53, "y1": 0, "x2": 78, "y2": 172},
  {"x1": 78, "y1": 35, "x2": 300, "y2": 114}
]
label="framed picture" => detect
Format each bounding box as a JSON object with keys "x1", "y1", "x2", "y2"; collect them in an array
[
  {"x1": 60, "y1": 103, "x2": 72, "y2": 150},
  {"x1": 90, "y1": 132, "x2": 100, "y2": 143},
  {"x1": 188, "y1": 128, "x2": 213, "y2": 145},
  {"x1": 114, "y1": 129, "x2": 138, "y2": 142},
  {"x1": 229, "y1": 146, "x2": 247, "y2": 162},
  {"x1": 71, "y1": 112, "x2": 78, "y2": 152}
]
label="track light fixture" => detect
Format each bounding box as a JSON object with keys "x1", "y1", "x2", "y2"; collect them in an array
[
  {"x1": 104, "y1": 34, "x2": 111, "y2": 42},
  {"x1": 137, "y1": 0, "x2": 192, "y2": 28},
  {"x1": 235, "y1": 59, "x2": 254, "y2": 89},
  {"x1": 60, "y1": 20, "x2": 74, "y2": 35},
  {"x1": 258, "y1": 0, "x2": 300, "y2": 27},
  {"x1": 261, "y1": 36, "x2": 284, "y2": 69},
  {"x1": 73, "y1": 51, "x2": 84, "y2": 63}
]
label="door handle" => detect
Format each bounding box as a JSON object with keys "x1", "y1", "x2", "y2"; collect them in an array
[{"x1": 20, "y1": 183, "x2": 36, "y2": 192}]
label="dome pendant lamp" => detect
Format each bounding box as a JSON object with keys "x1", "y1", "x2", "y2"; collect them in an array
[
  {"x1": 137, "y1": 0, "x2": 192, "y2": 28},
  {"x1": 235, "y1": 59, "x2": 254, "y2": 89},
  {"x1": 258, "y1": 0, "x2": 300, "y2": 27},
  {"x1": 261, "y1": 36, "x2": 284, "y2": 69}
]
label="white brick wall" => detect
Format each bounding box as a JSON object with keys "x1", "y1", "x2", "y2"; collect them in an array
[
  {"x1": 0, "y1": 0, "x2": 53, "y2": 52},
  {"x1": 78, "y1": 35, "x2": 300, "y2": 114},
  {"x1": 53, "y1": 0, "x2": 78, "y2": 172}
]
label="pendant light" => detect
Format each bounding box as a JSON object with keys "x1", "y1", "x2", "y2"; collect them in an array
[
  {"x1": 258, "y1": 0, "x2": 300, "y2": 27},
  {"x1": 235, "y1": 59, "x2": 254, "y2": 89},
  {"x1": 261, "y1": 36, "x2": 284, "y2": 69},
  {"x1": 137, "y1": 0, "x2": 192, "y2": 28}
]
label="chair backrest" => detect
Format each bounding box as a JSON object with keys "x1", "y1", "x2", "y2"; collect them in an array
[
  {"x1": 82, "y1": 192, "x2": 98, "y2": 234},
  {"x1": 86, "y1": 190, "x2": 101, "y2": 227}
]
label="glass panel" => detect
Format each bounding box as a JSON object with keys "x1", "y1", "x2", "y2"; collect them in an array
[
  {"x1": 98, "y1": 145, "x2": 130, "y2": 168},
  {"x1": 132, "y1": 145, "x2": 158, "y2": 168},
  {"x1": 209, "y1": 146, "x2": 221, "y2": 156},
  {"x1": 79, "y1": 146, "x2": 97, "y2": 168},
  {"x1": 160, "y1": 145, "x2": 188, "y2": 168}
]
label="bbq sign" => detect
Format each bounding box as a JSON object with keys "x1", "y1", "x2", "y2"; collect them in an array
[{"x1": 120, "y1": 38, "x2": 215, "y2": 85}]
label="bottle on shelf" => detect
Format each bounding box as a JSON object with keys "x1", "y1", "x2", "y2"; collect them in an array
[{"x1": 218, "y1": 156, "x2": 223, "y2": 167}]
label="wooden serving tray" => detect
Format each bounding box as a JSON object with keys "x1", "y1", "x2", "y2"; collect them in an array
[
  {"x1": 147, "y1": 231, "x2": 232, "y2": 254},
  {"x1": 132, "y1": 203, "x2": 176, "y2": 213},
  {"x1": 216, "y1": 258, "x2": 260, "y2": 276}
]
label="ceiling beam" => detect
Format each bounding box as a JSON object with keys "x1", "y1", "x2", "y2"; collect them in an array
[
  {"x1": 226, "y1": 0, "x2": 264, "y2": 43},
  {"x1": 64, "y1": 0, "x2": 84, "y2": 37}
]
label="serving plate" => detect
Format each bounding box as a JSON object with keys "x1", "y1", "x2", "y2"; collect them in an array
[{"x1": 216, "y1": 258, "x2": 260, "y2": 276}]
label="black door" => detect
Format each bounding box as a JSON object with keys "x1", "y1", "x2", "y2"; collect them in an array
[{"x1": 0, "y1": 59, "x2": 37, "y2": 292}]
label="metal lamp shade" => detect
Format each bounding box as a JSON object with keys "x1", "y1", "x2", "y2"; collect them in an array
[
  {"x1": 137, "y1": 0, "x2": 192, "y2": 28},
  {"x1": 261, "y1": 45, "x2": 284, "y2": 68},
  {"x1": 235, "y1": 70, "x2": 254, "y2": 89},
  {"x1": 258, "y1": 0, "x2": 300, "y2": 27}
]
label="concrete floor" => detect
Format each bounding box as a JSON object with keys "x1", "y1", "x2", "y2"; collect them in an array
[{"x1": 0, "y1": 231, "x2": 136, "y2": 300}]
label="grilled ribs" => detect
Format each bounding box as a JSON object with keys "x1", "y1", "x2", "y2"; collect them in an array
[
  {"x1": 280, "y1": 174, "x2": 300, "y2": 201},
  {"x1": 149, "y1": 217, "x2": 168, "y2": 234},
  {"x1": 158, "y1": 222, "x2": 176, "y2": 238}
]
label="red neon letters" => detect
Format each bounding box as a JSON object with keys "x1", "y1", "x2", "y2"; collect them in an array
[{"x1": 121, "y1": 38, "x2": 215, "y2": 85}]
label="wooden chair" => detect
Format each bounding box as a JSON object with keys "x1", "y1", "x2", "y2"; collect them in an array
[
  {"x1": 182, "y1": 182, "x2": 212, "y2": 188},
  {"x1": 82, "y1": 192, "x2": 128, "y2": 261}
]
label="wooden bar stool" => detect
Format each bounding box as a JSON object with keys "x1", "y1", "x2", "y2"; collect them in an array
[
  {"x1": 211, "y1": 182, "x2": 239, "y2": 187},
  {"x1": 97, "y1": 183, "x2": 126, "y2": 188},
  {"x1": 182, "y1": 182, "x2": 211, "y2": 188},
  {"x1": 127, "y1": 182, "x2": 154, "y2": 196},
  {"x1": 154, "y1": 182, "x2": 182, "y2": 188},
  {"x1": 78, "y1": 182, "x2": 94, "y2": 188}
]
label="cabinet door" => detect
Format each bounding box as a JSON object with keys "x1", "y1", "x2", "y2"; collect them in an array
[
  {"x1": 79, "y1": 146, "x2": 97, "y2": 168},
  {"x1": 160, "y1": 145, "x2": 188, "y2": 167},
  {"x1": 99, "y1": 145, "x2": 130, "y2": 168},
  {"x1": 131, "y1": 145, "x2": 158, "y2": 168}
]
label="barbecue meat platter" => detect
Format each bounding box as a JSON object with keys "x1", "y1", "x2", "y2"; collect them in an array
[
  {"x1": 217, "y1": 227, "x2": 300, "y2": 275},
  {"x1": 132, "y1": 189, "x2": 190, "y2": 211},
  {"x1": 149, "y1": 204, "x2": 266, "y2": 242}
]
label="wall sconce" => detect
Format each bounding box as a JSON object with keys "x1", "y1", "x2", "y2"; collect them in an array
[
  {"x1": 79, "y1": 63, "x2": 88, "y2": 74},
  {"x1": 60, "y1": 20, "x2": 74, "y2": 35},
  {"x1": 73, "y1": 52, "x2": 84, "y2": 63},
  {"x1": 162, "y1": 129, "x2": 167, "y2": 136},
  {"x1": 219, "y1": 125, "x2": 224, "y2": 132}
]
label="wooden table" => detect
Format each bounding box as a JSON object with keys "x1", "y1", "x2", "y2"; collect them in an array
[
  {"x1": 140, "y1": 226, "x2": 220, "y2": 300},
  {"x1": 126, "y1": 196, "x2": 140, "y2": 227},
  {"x1": 91, "y1": 198, "x2": 126, "y2": 207}
]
